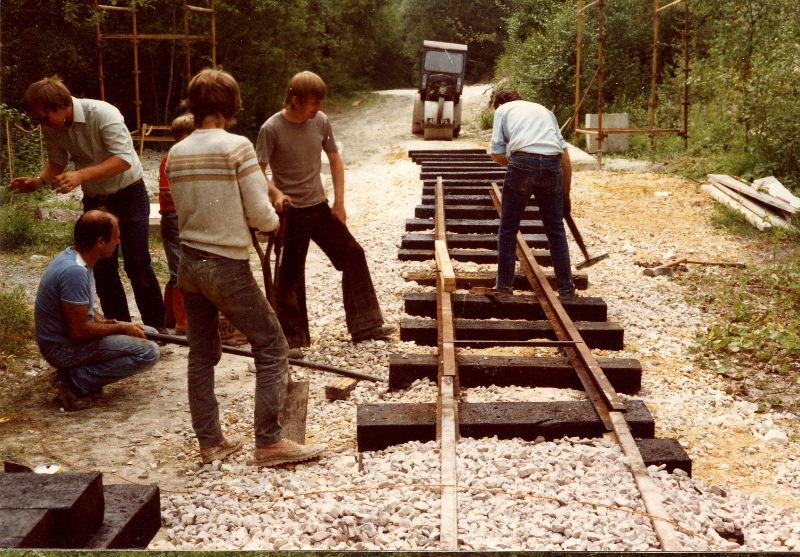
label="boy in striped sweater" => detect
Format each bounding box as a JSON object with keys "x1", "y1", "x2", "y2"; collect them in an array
[{"x1": 167, "y1": 68, "x2": 325, "y2": 467}]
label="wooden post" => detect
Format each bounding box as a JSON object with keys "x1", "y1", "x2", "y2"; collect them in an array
[
  {"x1": 596, "y1": 0, "x2": 605, "y2": 167},
  {"x1": 210, "y1": 0, "x2": 217, "y2": 66},
  {"x1": 94, "y1": 0, "x2": 106, "y2": 101},
  {"x1": 682, "y1": 0, "x2": 690, "y2": 150},
  {"x1": 132, "y1": 3, "x2": 142, "y2": 133},
  {"x1": 183, "y1": 0, "x2": 191, "y2": 82},
  {"x1": 574, "y1": 0, "x2": 584, "y2": 137},
  {"x1": 649, "y1": 0, "x2": 660, "y2": 151}
]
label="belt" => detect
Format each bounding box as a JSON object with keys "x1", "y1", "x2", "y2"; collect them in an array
[{"x1": 512, "y1": 151, "x2": 561, "y2": 158}]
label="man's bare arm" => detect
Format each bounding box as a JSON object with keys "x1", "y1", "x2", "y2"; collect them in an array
[
  {"x1": 491, "y1": 153, "x2": 509, "y2": 167},
  {"x1": 63, "y1": 303, "x2": 146, "y2": 341},
  {"x1": 328, "y1": 151, "x2": 346, "y2": 223},
  {"x1": 52, "y1": 155, "x2": 130, "y2": 194},
  {"x1": 8, "y1": 161, "x2": 65, "y2": 193}
]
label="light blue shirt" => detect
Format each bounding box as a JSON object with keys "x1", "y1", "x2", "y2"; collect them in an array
[
  {"x1": 490, "y1": 100, "x2": 566, "y2": 157},
  {"x1": 43, "y1": 97, "x2": 143, "y2": 196},
  {"x1": 35, "y1": 247, "x2": 95, "y2": 346}
]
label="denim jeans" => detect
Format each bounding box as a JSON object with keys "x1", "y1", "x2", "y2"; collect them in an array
[
  {"x1": 497, "y1": 154, "x2": 575, "y2": 296},
  {"x1": 39, "y1": 326, "x2": 159, "y2": 395},
  {"x1": 83, "y1": 179, "x2": 165, "y2": 328},
  {"x1": 179, "y1": 245, "x2": 288, "y2": 448},
  {"x1": 160, "y1": 211, "x2": 181, "y2": 288},
  {"x1": 275, "y1": 203, "x2": 384, "y2": 348}
]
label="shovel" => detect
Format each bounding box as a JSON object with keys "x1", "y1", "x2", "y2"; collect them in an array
[{"x1": 251, "y1": 225, "x2": 309, "y2": 445}]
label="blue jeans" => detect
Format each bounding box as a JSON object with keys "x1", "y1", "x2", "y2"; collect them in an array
[
  {"x1": 497, "y1": 154, "x2": 575, "y2": 296},
  {"x1": 179, "y1": 245, "x2": 288, "y2": 448},
  {"x1": 83, "y1": 180, "x2": 165, "y2": 328},
  {"x1": 160, "y1": 211, "x2": 181, "y2": 288},
  {"x1": 39, "y1": 326, "x2": 160, "y2": 395}
]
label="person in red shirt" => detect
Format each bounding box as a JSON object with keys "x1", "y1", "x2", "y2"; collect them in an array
[{"x1": 159, "y1": 114, "x2": 195, "y2": 334}]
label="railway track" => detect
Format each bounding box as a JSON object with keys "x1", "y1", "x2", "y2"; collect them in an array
[{"x1": 356, "y1": 148, "x2": 691, "y2": 550}]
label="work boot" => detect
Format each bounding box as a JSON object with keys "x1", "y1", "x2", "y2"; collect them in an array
[
  {"x1": 558, "y1": 290, "x2": 580, "y2": 301},
  {"x1": 351, "y1": 324, "x2": 396, "y2": 344},
  {"x1": 199, "y1": 436, "x2": 244, "y2": 464},
  {"x1": 54, "y1": 370, "x2": 91, "y2": 412},
  {"x1": 287, "y1": 347, "x2": 303, "y2": 359},
  {"x1": 254, "y1": 438, "x2": 326, "y2": 467}
]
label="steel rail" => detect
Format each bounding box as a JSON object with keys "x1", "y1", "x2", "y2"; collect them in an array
[
  {"x1": 488, "y1": 183, "x2": 682, "y2": 550},
  {"x1": 435, "y1": 176, "x2": 459, "y2": 550}
]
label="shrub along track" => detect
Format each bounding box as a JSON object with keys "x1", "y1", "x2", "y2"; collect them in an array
[{"x1": 356, "y1": 149, "x2": 693, "y2": 549}]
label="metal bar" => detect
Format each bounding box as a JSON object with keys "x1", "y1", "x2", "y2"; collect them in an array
[
  {"x1": 649, "y1": 0, "x2": 660, "y2": 150},
  {"x1": 144, "y1": 332, "x2": 385, "y2": 383},
  {"x1": 575, "y1": 127, "x2": 683, "y2": 135},
  {"x1": 609, "y1": 412, "x2": 683, "y2": 549},
  {"x1": 573, "y1": 0, "x2": 584, "y2": 135},
  {"x1": 100, "y1": 33, "x2": 211, "y2": 40},
  {"x1": 597, "y1": 0, "x2": 605, "y2": 167},
  {"x1": 656, "y1": 0, "x2": 684, "y2": 12},
  {"x1": 97, "y1": 4, "x2": 134, "y2": 11},
  {"x1": 490, "y1": 184, "x2": 624, "y2": 424}
]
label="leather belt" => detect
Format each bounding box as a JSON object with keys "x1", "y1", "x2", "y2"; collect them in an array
[{"x1": 512, "y1": 151, "x2": 561, "y2": 158}]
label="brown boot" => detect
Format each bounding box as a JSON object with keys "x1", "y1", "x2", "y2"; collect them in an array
[
  {"x1": 199, "y1": 436, "x2": 244, "y2": 464},
  {"x1": 254, "y1": 438, "x2": 326, "y2": 467}
]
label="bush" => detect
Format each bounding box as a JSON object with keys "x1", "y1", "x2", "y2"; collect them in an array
[
  {"x1": 0, "y1": 287, "x2": 34, "y2": 358},
  {"x1": 0, "y1": 192, "x2": 77, "y2": 254}
]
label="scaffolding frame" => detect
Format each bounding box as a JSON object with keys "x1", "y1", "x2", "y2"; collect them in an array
[
  {"x1": 573, "y1": 0, "x2": 691, "y2": 166},
  {"x1": 94, "y1": 0, "x2": 216, "y2": 153}
]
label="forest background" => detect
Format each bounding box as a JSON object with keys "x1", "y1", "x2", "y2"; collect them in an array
[{"x1": 1, "y1": 0, "x2": 799, "y2": 189}]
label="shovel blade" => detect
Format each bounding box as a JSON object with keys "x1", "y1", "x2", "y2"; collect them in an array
[{"x1": 279, "y1": 379, "x2": 309, "y2": 444}]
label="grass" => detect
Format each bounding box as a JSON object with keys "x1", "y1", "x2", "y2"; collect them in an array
[
  {"x1": 0, "y1": 189, "x2": 79, "y2": 255},
  {"x1": 679, "y1": 215, "x2": 800, "y2": 413},
  {"x1": 0, "y1": 286, "x2": 35, "y2": 360}
]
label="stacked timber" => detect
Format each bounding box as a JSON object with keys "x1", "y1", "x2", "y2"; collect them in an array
[{"x1": 703, "y1": 174, "x2": 798, "y2": 231}]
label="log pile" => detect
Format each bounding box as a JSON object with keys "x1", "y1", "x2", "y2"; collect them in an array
[{"x1": 702, "y1": 174, "x2": 798, "y2": 231}]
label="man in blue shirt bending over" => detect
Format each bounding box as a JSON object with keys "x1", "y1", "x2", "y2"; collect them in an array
[
  {"x1": 35, "y1": 209, "x2": 160, "y2": 411},
  {"x1": 489, "y1": 89, "x2": 576, "y2": 298}
]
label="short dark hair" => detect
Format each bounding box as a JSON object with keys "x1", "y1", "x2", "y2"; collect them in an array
[
  {"x1": 184, "y1": 68, "x2": 242, "y2": 125},
  {"x1": 492, "y1": 89, "x2": 523, "y2": 109},
  {"x1": 25, "y1": 76, "x2": 73, "y2": 113},
  {"x1": 74, "y1": 210, "x2": 117, "y2": 251},
  {"x1": 284, "y1": 71, "x2": 327, "y2": 108}
]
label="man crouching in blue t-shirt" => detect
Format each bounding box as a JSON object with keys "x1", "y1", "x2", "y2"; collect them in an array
[{"x1": 35, "y1": 209, "x2": 160, "y2": 411}]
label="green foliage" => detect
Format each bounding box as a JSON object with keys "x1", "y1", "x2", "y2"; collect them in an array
[
  {"x1": 0, "y1": 191, "x2": 77, "y2": 254},
  {"x1": 0, "y1": 287, "x2": 34, "y2": 358},
  {"x1": 686, "y1": 256, "x2": 800, "y2": 411}
]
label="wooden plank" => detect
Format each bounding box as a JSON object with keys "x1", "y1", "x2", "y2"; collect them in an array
[
  {"x1": 434, "y1": 241, "x2": 456, "y2": 292},
  {"x1": 709, "y1": 174, "x2": 796, "y2": 215},
  {"x1": 324, "y1": 377, "x2": 359, "y2": 401},
  {"x1": 415, "y1": 205, "x2": 539, "y2": 219},
  {"x1": 356, "y1": 400, "x2": 655, "y2": 451},
  {"x1": 388, "y1": 353, "x2": 642, "y2": 392},
  {"x1": 85, "y1": 485, "x2": 161, "y2": 549},
  {"x1": 402, "y1": 232, "x2": 548, "y2": 250},
  {"x1": 421, "y1": 194, "x2": 501, "y2": 206},
  {"x1": 439, "y1": 376, "x2": 458, "y2": 550},
  {"x1": 401, "y1": 270, "x2": 589, "y2": 291},
  {"x1": 701, "y1": 183, "x2": 773, "y2": 230},
  {"x1": 400, "y1": 318, "x2": 624, "y2": 350},
  {"x1": 753, "y1": 176, "x2": 800, "y2": 209},
  {"x1": 398, "y1": 248, "x2": 553, "y2": 266},
  {"x1": 706, "y1": 181, "x2": 793, "y2": 229},
  {"x1": 405, "y1": 218, "x2": 544, "y2": 234},
  {"x1": 403, "y1": 291, "x2": 607, "y2": 321}
]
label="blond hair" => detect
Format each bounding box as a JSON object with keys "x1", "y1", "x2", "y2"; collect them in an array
[
  {"x1": 25, "y1": 76, "x2": 72, "y2": 113},
  {"x1": 283, "y1": 71, "x2": 327, "y2": 108},
  {"x1": 184, "y1": 68, "x2": 242, "y2": 124},
  {"x1": 170, "y1": 113, "x2": 195, "y2": 139}
]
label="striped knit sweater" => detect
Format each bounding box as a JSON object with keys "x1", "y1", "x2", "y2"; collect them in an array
[{"x1": 166, "y1": 128, "x2": 279, "y2": 260}]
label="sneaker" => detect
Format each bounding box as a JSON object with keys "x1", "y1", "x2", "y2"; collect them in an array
[
  {"x1": 351, "y1": 324, "x2": 396, "y2": 344},
  {"x1": 55, "y1": 373, "x2": 91, "y2": 412},
  {"x1": 199, "y1": 436, "x2": 244, "y2": 464},
  {"x1": 254, "y1": 438, "x2": 326, "y2": 467},
  {"x1": 287, "y1": 347, "x2": 304, "y2": 359}
]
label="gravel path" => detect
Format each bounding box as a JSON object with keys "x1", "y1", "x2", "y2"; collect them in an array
[{"x1": 2, "y1": 85, "x2": 798, "y2": 550}]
